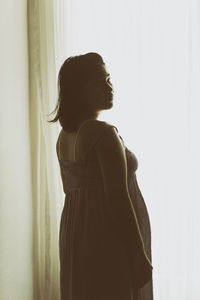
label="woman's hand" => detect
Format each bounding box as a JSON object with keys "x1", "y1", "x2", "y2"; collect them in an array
[{"x1": 131, "y1": 248, "x2": 153, "y2": 289}]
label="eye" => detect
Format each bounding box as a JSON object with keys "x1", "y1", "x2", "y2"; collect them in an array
[
  {"x1": 107, "y1": 78, "x2": 112, "y2": 84},
  {"x1": 96, "y1": 76, "x2": 112, "y2": 85}
]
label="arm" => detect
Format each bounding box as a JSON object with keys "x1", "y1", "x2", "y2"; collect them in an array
[
  {"x1": 94, "y1": 127, "x2": 144, "y2": 250},
  {"x1": 94, "y1": 126, "x2": 153, "y2": 287}
]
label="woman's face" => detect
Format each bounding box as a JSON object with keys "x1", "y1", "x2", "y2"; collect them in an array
[{"x1": 82, "y1": 64, "x2": 114, "y2": 112}]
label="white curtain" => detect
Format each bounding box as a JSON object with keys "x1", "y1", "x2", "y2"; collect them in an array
[
  {"x1": 0, "y1": 0, "x2": 199, "y2": 299},
  {"x1": 27, "y1": 0, "x2": 65, "y2": 299}
]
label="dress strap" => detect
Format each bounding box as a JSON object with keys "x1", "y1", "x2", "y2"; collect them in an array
[
  {"x1": 119, "y1": 134, "x2": 125, "y2": 148},
  {"x1": 112, "y1": 125, "x2": 126, "y2": 148}
]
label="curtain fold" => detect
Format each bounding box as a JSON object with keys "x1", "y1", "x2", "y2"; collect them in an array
[{"x1": 27, "y1": 1, "x2": 65, "y2": 299}]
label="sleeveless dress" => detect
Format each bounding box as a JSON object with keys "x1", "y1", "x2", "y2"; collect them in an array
[{"x1": 57, "y1": 121, "x2": 154, "y2": 300}]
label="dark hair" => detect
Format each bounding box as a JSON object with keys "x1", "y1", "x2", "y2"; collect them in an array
[{"x1": 47, "y1": 52, "x2": 105, "y2": 132}]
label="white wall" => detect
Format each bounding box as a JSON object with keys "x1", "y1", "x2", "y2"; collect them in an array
[{"x1": 0, "y1": 1, "x2": 33, "y2": 299}]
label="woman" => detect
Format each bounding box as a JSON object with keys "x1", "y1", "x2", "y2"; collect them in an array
[{"x1": 48, "y1": 52, "x2": 154, "y2": 300}]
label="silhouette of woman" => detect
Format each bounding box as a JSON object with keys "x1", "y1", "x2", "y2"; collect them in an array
[{"x1": 48, "y1": 52, "x2": 154, "y2": 300}]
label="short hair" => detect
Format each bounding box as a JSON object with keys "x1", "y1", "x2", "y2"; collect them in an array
[{"x1": 47, "y1": 52, "x2": 105, "y2": 132}]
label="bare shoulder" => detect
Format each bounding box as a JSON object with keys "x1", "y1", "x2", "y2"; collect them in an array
[
  {"x1": 76, "y1": 119, "x2": 121, "y2": 161},
  {"x1": 93, "y1": 125, "x2": 125, "y2": 165},
  {"x1": 76, "y1": 119, "x2": 111, "y2": 146},
  {"x1": 79, "y1": 119, "x2": 108, "y2": 135}
]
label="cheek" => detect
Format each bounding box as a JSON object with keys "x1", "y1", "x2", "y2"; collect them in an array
[
  {"x1": 91, "y1": 87, "x2": 104, "y2": 98},
  {"x1": 85, "y1": 85, "x2": 105, "y2": 103}
]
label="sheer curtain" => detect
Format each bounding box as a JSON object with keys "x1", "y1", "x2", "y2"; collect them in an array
[
  {"x1": 0, "y1": 0, "x2": 70, "y2": 299},
  {"x1": 1, "y1": 0, "x2": 199, "y2": 299},
  {"x1": 27, "y1": 0, "x2": 64, "y2": 299}
]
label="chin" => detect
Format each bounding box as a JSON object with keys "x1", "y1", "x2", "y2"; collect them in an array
[{"x1": 105, "y1": 94, "x2": 113, "y2": 102}]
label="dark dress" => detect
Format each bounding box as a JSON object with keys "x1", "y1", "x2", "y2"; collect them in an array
[{"x1": 58, "y1": 121, "x2": 154, "y2": 300}]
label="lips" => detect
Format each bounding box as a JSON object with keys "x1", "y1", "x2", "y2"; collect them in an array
[{"x1": 105, "y1": 93, "x2": 113, "y2": 98}]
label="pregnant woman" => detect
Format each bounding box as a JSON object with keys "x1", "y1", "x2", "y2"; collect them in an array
[{"x1": 48, "y1": 52, "x2": 154, "y2": 300}]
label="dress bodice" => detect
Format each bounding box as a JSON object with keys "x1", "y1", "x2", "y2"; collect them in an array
[{"x1": 58, "y1": 145, "x2": 138, "y2": 191}]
